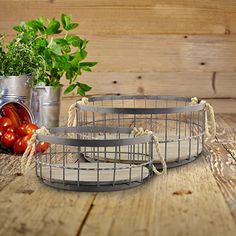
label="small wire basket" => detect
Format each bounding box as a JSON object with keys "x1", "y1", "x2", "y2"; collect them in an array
[
  {"x1": 34, "y1": 126, "x2": 154, "y2": 191},
  {"x1": 73, "y1": 95, "x2": 209, "y2": 169}
]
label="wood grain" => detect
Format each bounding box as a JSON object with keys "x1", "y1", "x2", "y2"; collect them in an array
[
  {"x1": 3, "y1": 35, "x2": 236, "y2": 73},
  {"x1": 0, "y1": 168, "x2": 96, "y2": 236},
  {"x1": 0, "y1": 115, "x2": 236, "y2": 236},
  {"x1": 79, "y1": 157, "x2": 236, "y2": 236},
  {"x1": 61, "y1": 72, "x2": 236, "y2": 98},
  {"x1": 204, "y1": 115, "x2": 236, "y2": 221},
  {"x1": 4, "y1": 0, "x2": 236, "y2": 9},
  {"x1": 1, "y1": 1, "x2": 236, "y2": 35}
]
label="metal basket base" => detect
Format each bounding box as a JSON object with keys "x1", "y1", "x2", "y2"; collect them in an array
[
  {"x1": 38, "y1": 176, "x2": 151, "y2": 192},
  {"x1": 154, "y1": 152, "x2": 203, "y2": 170},
  {"x1": 36, "y1": 162, "x2": 151, "y2": 192}
]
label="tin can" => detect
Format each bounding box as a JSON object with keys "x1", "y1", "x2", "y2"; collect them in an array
[
  {"x1": 0, "y1": 99, "x2": 34, "y2": 124},
  {"x1": 30, "y1": 86, "x2": 62, "y2": 127},
  {"x1": 0, "y1": 74, "x2": 32, "y2": 107}
]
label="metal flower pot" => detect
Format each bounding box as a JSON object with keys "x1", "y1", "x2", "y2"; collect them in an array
[
  {"x1": 0, "y1": 74, "x2": 32, "y2": 107},
  {"x1": 30, "y1": 86, "x2": 62, "y2": 127}
]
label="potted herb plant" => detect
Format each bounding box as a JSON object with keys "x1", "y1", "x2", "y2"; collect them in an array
[
  {"x1": 13, "y1": 14, "x2": 97, "y2": 127},
  {"x1": 0, "y1": 34, "x2": 43, "y2": 107}
]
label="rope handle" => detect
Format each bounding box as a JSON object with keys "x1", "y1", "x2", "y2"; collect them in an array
[
  {"x1": 67, "y1": 97, "x2": 89, "y2": 127},
  {"x1": 21, "y1": 126, "x2": 50, "y2": 174},
  {"x1": 131, "y1": 127, "x2": 167, "y2": 175},
  {"x1": 190, "y1": 97, "x2": 216, "y2": 141}
]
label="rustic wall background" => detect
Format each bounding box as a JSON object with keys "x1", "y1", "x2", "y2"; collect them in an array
[{"x1": 1, "y1": 0, "x2": 236, "y2": 114}]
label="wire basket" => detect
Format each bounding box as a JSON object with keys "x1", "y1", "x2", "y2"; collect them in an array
[
  {"x1": 34, "y1": 126, "x2": 154, "y2": 191},
  {"x1": 74, "y1": 95, "x2": 207, "y2": 169}
]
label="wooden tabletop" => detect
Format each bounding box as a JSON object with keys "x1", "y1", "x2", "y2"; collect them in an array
[{"x1": 0, "y1": 114, "x2": 235, "y2": 236}]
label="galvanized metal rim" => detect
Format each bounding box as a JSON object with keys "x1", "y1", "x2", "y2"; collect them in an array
[
  {"x1": 0, "y1": 74, "x2": 32, "y2": 79},
  {"x1": 37, "y1": 126, "x2": 152, "y2": 147},
  {"x1": 77, "y1": 95, "x2": 206, "y2": 114},
  {"x1": 0, "y1": 100, "x2": 35, "y2": 123}
]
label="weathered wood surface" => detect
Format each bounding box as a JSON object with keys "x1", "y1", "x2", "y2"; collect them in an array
[
  {"x1": 0, "y1": 114, "x2": 236, "y2": 236},
  {"x1": 1, "y1": 0, "x2": 236, "y2": 35},
  {"x1": 3, "y1": 35, "x2": 236, "y2": 73},
  {"x1": 62, "y1": 72, "x2": 236, "y2": 98},
  {"x1": 1, "y1": 1, "x2": 236, "y2": 110}
]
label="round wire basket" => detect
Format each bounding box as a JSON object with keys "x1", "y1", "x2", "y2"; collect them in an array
[
  {"x1": 74, "y1": 95, "x2": 207, "y2": 169},
  {"x1": 34, "y1": 126, "x2": 154, "y2": 191}
]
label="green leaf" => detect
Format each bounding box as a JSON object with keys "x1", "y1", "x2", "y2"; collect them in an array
[
  {"x1": 65, "y1": 71, "x2": 75, "y2": 83},
  {"x1": 81, "y1": 39, "x2": 88, "y2": 49},
  {"x1": 77, "y1": 86, "x2": 85, "y2": 96},
  {"x1": 65, "y1": 35, "x2": 82, "y2": 47},
  {"x1": 50, "y1": 68, "x2": 61, "y2": 80},
  {"x1": 80, "y1": 62, "x2": 97, "y2": 67},
  {"x1": 62, "y1": 45, "x2": 71, "y2": 53},
  {"x1": 26, "y1": 20, "x2": 45, "y2": 32},
  {"x1": 46, "y1": 18, "x2": 62, "y2": 35},
  {"x1": 61, "y1": 14, "x2": 79, "y2": 31},
  {"x1": 64, "y1": 84, "x2": 76, "y2": 95},
  {"x1": 38, "y1": 16, "x2": 44, "y2": 25},
  {"x1": 48, "y1": 40, "x2": 62, "y2": 55},
  {"x1": 76, "y1": 82, "x2": 92, "y2": 96},
  {"x1": 81, "y1": 66, "x2": 92, "y2": 72},
  {"x1": 34, "y1": 38, "x2": 48, "y2": 49},
  {"x1": 55, "y1": 55, "x2": 71, "y2": 70},
  {"x1": 13, "y1": 25, "x2": 23, "y2": 33},
  {"x1": 61, "y1": 14, "x2": 71, "y2": 30},
  {"x1": 66, "y1": 23, "x2": 79, "y2": 31},
  {"x1": 77, "y1": 82, "x2": 92, "y2": 92},
  {"x1": 54, "y1": 38, "x2": 68, "y2": 46},
  {"x1": 70, "y1": 50, "x2": 87, "y2": 69}
]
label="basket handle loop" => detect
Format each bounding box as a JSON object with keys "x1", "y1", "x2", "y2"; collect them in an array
[
  {"x1": 21, "y1": 126, "x2": 50, "y2": 174},
  {"x1": 190, "y1": 97, "x2": 216, "y2": 141},
  {"x1": 67, "y1": 97, "x2": 89, "y2": 127},
  {"x1": 131, "y1": 127, "x2": 167, "y2": 175}
]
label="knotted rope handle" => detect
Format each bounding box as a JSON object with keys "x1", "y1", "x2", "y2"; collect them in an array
[
  {"x1": 131, "y1": 127, "x2": 167, "y2": 175},
  {"x1": 21, "y1": 126, "x2": 50, "y2": 174},
  {"x1": 67, "y1": 97, "x2": 89, "y2": 127},
  {"x1": 190, "y1": 97, "x2": 216, "y2": 141}
]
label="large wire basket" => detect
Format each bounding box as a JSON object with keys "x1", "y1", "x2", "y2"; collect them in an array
[
  {"x1": 74, "y1": 95, "x2": 207, "y2": 169},
  {"x1": 34, "y1": 126, "x2": 154, "y2": 191}
]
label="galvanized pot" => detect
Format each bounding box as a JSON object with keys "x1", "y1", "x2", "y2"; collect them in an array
[
  {"x1": 30, "y1": 86, "x2": 62, "y2": 127},
  {"x1": 0, "y1": 74, "x2": 32, "y2": 107},
  {"x1": 0, "y1": 99, "x2": 35, "y2": 124}
]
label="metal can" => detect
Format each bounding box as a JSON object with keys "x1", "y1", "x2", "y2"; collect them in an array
[
  {"x1": 0, "y1": 99, "x2": 34, "y2": 124},
  {"x1": 30, "y1": 86, "x2": 62, "y2": 127},
  {"x1": 0, "y1": 74, "x2": 32, "y2": 107}
]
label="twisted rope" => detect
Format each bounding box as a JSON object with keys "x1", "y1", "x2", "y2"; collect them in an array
[
  {"x1": 67, "y1": 97, "x2": 89, "y2": 127},
  {"x1": 21, "y1": 126, "x2": 50, "y2": 174},
  {"x1": 131, "y1": 127, "x2": 167, "y2": 175},
  {"x1": 190, "y1": 97, "x2": 216, "y2": 141}
]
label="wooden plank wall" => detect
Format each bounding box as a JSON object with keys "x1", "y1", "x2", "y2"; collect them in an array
[{"x1": 0, "y1": 0, "x2": 236, "y2": 113}]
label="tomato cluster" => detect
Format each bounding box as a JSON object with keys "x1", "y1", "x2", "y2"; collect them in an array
[{"x1": 0, "y1": 103, "x2": 49, "y2": 154}]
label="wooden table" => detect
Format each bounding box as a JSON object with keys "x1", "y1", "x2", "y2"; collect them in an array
[{"x1": 0, "y1": 114, "x2": 236, "y2": 236}]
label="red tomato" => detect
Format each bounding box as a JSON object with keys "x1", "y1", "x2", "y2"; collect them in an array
[
  {"x1": 1, "y1": 105, "x2": 21, "y2": 128},
  {"x1": 1, "y1": 131, "x2": 17, "y2": 148},
  {"x1": 5, "y1": 125, "x2": 18, "y2": 133},
  {"x1": 36, "y1": 142, "x2": 49, "y2": 154},
  {"x1": 21, "y1": 134, "x2": 32, "y2": 152},
  {"x1": 0, "y1": 126, "x2": 5, "y2": 138},
  {"x1": 16, "y1": 106, "x2": 31, "y2": 124},
  {"x1": 13, "y1": 137, "x2": 25, "y2": 154},
  {"x1": 0, "y1": 117, "x2": 13, "y2": 128},
  {"x1": 17, "y1": 124, "x2": 27, "y2": 137},
  {"x1": 25, "y1": 123, "x2": 38, "y2": 135}
]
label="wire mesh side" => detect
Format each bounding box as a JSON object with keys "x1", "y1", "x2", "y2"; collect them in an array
[
  {"x1": 34, "y1": 126, "x2": 154, "y2": 192},
  {"x1": 76, "y1": 95, "x2": 206, "y2": 168}
]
